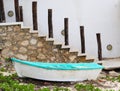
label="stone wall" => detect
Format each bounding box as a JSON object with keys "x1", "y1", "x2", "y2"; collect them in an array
[{"x1": 0, "y1": 25, "x2": 82, "y2": 63}]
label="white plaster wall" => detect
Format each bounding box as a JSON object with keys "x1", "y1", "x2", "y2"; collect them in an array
[
  {"x1": 76, "y1": 0, "x2": 120, "y2": 58},
  {"x1": 37, "y1": 0, "x2": 81, "y2": 50},
  {"x1": 3, "y1": 0, "x2": 120, "y2": 58},
  {"x1": 20, "y1": 0, "x2": 33, "y2": 30},
  {"x1": 3, "y1": 0, "x2": 16, "y2": 22}
]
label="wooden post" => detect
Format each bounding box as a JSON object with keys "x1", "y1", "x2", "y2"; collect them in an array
[
  {"x1": 0, "y1": 0, "x2": 5, "y2": 22},
  {"x1": 14, "y1": 0, "x2": 20, "y2": 22},
  {"x1": 48, "y1": 9, "x2": 53, "y2": 38},
  {"x1": 80, "y1": 26, "x2": 85, "y2": 53},
  {"x1": 19, "y1": 6, "x2": 23, "y2": 22},
  {"x1": 96, "y1": 33, "x2": 102, "y2": 60},
  {"x1": 64, "y1": 18, "x2": 69, "y2": 45},
  {"x1": 32, "y1": 1, "x2": 38, "y2": 30}
]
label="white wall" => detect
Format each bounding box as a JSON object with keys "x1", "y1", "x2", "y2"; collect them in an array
[
  {"x1": 3, "y1": 0, "x2": 16, "y2": 22},
  {"x1": 20, "y1": 0, "x2": 33, "y2": 29},
  {"x1": 37, "y1": 0, "x2": 81, "y2": 49},
  {"x1": 76, "y1": 0, "x2": 120, "y2": 58},
  {"x1": 3, "y1": 0, "x2": 120, "y2": 58}
]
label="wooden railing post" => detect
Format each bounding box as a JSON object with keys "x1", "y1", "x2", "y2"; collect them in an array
[
  {"x1": 48, "y1": 9, "x2": 53, "y2": 38},
  {"x1": 80, "y1": 26, "x2": 85, "y2": 53},
  {"x1": 14, "y1": 0, "x2": 20, "y2": 22},
  {"x1": 32, "y1": 1, "x2": 38, "y2": 30},
  {"x1": 64, "y1": 18, "x2": 69, "y2": 45},
  {"x1": 96, "y1": 33, "x2": 102, "y2": 60},
  {"x1": 0, "y1": 0, "x2": 5, "y2": 22},
  {"x1": 19, "y1": 6, "x2": 23, "y2": 22}
]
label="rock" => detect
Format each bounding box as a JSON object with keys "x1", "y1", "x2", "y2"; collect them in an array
[
  {"x1": 98, "y1": 71, "x2": 107, "y2": 78},
  {"x1": 29, "y1": 57, "x2": 37, "y2": 61},
  {"x1": 21, "y1": 40, "x2": 29, "y2": 46},
  {"x1": 43, "y1": 82, "x2": 51, "y2": 85},
  {"x1": 32, "y1": 33, "x2": 38, "y2": 37},
  {"x1": 0, "y1": 72, "x2": 12, "y2": 76},
  {"x1": 28, "y1": 46, "x2": 37, "y2": 50},
  {"x1": 104, "y1": 81, "x2": 116, "y2": 87},
  {"x1": 0, "y1": 28, "x2": 2, "y2": 32},
  {"x1": 27, "y1": 51, "x2": 37, "y2": 55},
  {"x1": 69, "y1": 56, "x2": 76, "y2": 61},
  {"x1": 50, "y1": 57, "x2": 56, "y2": 61},
  {"x1": 0, "y1": 33, "x2": 7, "y2": 36},
  {"x1": 1, "y1": 48, "x2": 13, "y2": 58},
  {"x1": 37, "y1": 49, "x2": 42, "y2": 52},
  {"x1": 19, "y1": 32, "x2": 25, "y2": 36},
  {"x1": 109, "y1": 71, "x2": 120, "y2": 77},
  {"x1": 37, "y1": 42, "x2": 43, "y2": 47},
  {"x1": 98, "y1": 78, "x2": 107, "y2": 83},
  {"x1": 25, "y1": 35, "x2": 31, "y2": 39},
  {"x1": 15, "y1": 54, "x2": 27, "y2": 60},
  {"x1": 8, "y1": 26, "x2": 13, "y2": 31},
  {"x1": 30, "y1": 38, "x2": 37, "y2": 45},
  {"x1": 12, "y1": 46, "x2": 18, "y2": 51},
  {"x1": 53, "y1": 48, "x2": 58, "y2": 52},
  {"x1": 37, "y1": 53, "x2": 46, "y2": 59},
  {"x1": 4, "y1": 41, "x2": 12, "y2": 47},
  {"x1": 19, "y1": 47, "x2": 27, "y2": 54},
  {"x1": 14, "y1": 25, "x2": 20, "y2": 32}
]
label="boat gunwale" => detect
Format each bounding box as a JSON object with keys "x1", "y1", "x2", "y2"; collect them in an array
[{"x1": 11, "y1": 58, "x2": 103, "y2": 70}]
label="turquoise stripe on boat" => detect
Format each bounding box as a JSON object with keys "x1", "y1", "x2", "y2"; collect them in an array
[{"x1": 11, "y1": 58, "x2": 103, "y2": 70}]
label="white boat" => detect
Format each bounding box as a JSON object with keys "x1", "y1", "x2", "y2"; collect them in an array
[{"x1": 11, "y1": 58, "x2": 103, "y2": 82}]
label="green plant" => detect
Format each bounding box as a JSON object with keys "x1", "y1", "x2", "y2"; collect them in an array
[
  {"x1": 38, "y1": 87, "x2": 51, "y2": 91},
  {"x1": 5, "y1": 57, "x2": 10, "y2": 62},
  {"x1": 103, "y1": 75, "x2": 120, "y2": 82},
  {"x1": 74, "y1": 83, "x2": 102, "y2": 91},
  {"x1": 0, "y1": 67, "x2": 6, "y2": 72},
  {"x1": 53, "y1": 86, "x2": 70, "y2": 91},
  {"x1": 0, "y1": 73, "x2": 35, "y2": 91}
]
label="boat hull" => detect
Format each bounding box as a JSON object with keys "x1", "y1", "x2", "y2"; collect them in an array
[{"x1": 13, "y1": 62, "x2": 102, "y2": 81}]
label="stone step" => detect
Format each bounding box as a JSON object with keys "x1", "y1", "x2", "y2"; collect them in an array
[
  {"x1": 0, "y1": 22, "x2": 96, "y2": 63},
  {"x1": 46, "y1": 38, "x2": 54, "y2": 42},
  {"x1": 46, "y1": 38, "x2": 54, "y2": 44},
  {"x1": 61, "y1": 45, "x2": 70, "y2": 51},
  {"x1": 86, "y1": 58, "x2": 94, "y2": 62},
  {"x1": 38, "y1": 34, "x2": 95, "y2": 63},
  {"x1": 30, "y1": 31, "x2": 38, "y2": 34}
]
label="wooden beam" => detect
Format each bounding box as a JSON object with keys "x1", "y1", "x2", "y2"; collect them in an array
[
  {"x1": 32, "y1": 1, "x2": 38, "y2": 30},
  {"x1": 96, "y1": 33, "x2": 102, "y2": 60},
  {"x1": 19, "y1": 6, "x2": 23, "y2": 22},
  {"x1": 80, "y1": 26, "x2": 85, "y2": 53},
  {"x1": 0, "y1": 0, "x2": 5, "y2": 22},
  {"x1": 48, "y1": 9, "x2": 53, "y2": 38},
  {"x1": 64, "y1": 18, "x2": 69, "y2": 45},
  {"x1": 14, "y1": 0, "x2": 20, "y2": 22}
]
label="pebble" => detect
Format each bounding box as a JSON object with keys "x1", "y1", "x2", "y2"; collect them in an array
[{"x1": 109, "y1": 71, "x2": 120, "y2": 77}]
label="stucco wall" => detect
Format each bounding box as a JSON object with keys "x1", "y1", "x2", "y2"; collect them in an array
[
  {"x1": 3, "y1": 0, "x2": 16, "y2": 22},
  {"x1": 78, "y1": 0, "x2": 120, "y2": 58},
  {"x1": 2, "y1": 0, "x2": 120, "y2": 58}
]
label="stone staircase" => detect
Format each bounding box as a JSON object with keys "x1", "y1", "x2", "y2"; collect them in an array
[{"x1": 0, "y1": 22, "x2": 95, "y2": 63}]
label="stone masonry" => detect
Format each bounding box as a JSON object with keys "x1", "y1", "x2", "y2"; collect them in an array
[{"x1": 0, "y1": 25, "x2": 91, "y2": 63}]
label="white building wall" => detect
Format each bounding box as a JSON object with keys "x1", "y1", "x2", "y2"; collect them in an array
[
  {"x1": 37, "y1": 0, "x2": 81, "y2": 49},
  {"x1": 3, "y1": 0, "x2": 120, "y2": 58},
  {"x1": 20, "y1": 0, "x2": 33, "y2": 29},
  {"x1": 77, "y1": 0, "x2": 120, "y2": 58},
  {"x1": 3, "y1": 0, "x2": 16, "y2": 22}
]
